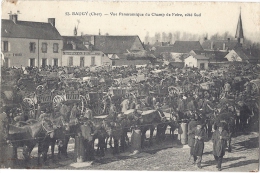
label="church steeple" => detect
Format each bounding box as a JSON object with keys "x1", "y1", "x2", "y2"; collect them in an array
[
  {"x1": 74, "y1": 26, "x2": 77, "y2": 36},
  {"x1": 235, "y1": 7, "x2": 244, "y2": 44}
]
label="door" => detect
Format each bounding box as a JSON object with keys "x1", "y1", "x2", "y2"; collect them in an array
[
  {"x1": 4, "y1": 58, "x2": 9, "y2": 68},
  {"x1": 69, "y1": 57, "x2": 73, "y2": 66},
  {"x1": 91, "y1": 56, "x2": 95, "y2": 66},
  {"x1": 53, "y1": 58, "x2": 58, "y2": 66},
  {"x1": 42, "y1": 58, "x2": 47, "y2": 67},
  {"x1": 30, "y1": 58, "x2": 35, "y2": 67},
  {"x1": 200, "y1": 63, "x2": 205, "y2": 70},
  {"x1": 80, "y1": 57, "x2": 85, "y2": 67}
]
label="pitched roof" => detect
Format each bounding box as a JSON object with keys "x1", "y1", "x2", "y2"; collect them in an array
[
  {"x1": 2, "y1": 19, "x2": 62, "y2": 40},
  {"x1": 62, "y1": 36, "x2": 90, "y2": 51},
  {"x1": 191, "y1": 49, "x2": 228, "y2": 59},
  {"x1": 153, "y1": 46, "x2": 175, "y2": 57},
  {"x1": 92, "y1": 35, "x2": 144, "y2": 54},
  {"x1": 202, "y1": 40, "x2": 240, "y2": 50},
  {"x1": 193, "y1": 55, "x2": 209, "y2": 60},
  {"x1": 172, "y1": 41, "x2": 203, "y2": 53}
]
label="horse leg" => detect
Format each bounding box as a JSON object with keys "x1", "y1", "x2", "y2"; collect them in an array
[
  {"x1": 141, "y1": 129, "x2": 146, "y2": 148},
  {"x1": 113, "y1": 139, "x2": 119, "y2": 155},
  {"x1": 228, "y1": 135, "x2": 232, "y2": 152}
]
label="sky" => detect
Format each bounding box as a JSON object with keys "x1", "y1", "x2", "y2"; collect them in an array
[{"x1": 2, "y1": 1, "x2": 260, "y2": 43}]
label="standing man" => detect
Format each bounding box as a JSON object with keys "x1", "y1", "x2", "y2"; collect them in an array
[
  {"x1": 190, "y1": 122, "x2": 207, "y2": 169},
  {"x1": 59, "y1": 102, "x2": 70, "y2": 122},
  {"x1": 224, "y1": 82, "x2": 231, "y2": 97},
  {"x1": 212, "y1": 123, "x2": 229, "y2": 171},
  {"x1": 188, "y1": 115, "x2": 198, "y2": 160}
]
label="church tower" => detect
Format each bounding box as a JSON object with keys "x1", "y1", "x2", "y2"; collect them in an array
[{"x1": 235, "y1": 8, "x2": 244, "y2": 45}]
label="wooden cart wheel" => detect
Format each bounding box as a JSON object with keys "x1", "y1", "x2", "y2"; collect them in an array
[
  {"x1": 79, "y1": 95, "x2": 88, "y2": 114},
  {"x1": 92, "y1": 95, "x2": 106, "y2": 116},
  {"x1": 23, "y1": 98, "x2": 35, "y2": 119},
  {"x1": 53, "y1": 95, "x2": 64, "y2": 109}
]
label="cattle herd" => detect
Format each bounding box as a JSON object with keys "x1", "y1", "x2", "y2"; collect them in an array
[{"x1": 0, "y1": 63, "x2": 259, "y2": 167}]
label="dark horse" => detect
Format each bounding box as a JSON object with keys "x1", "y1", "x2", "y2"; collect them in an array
[{"x1": 7, "y1": 118, "x2": 55, "y2": 166}]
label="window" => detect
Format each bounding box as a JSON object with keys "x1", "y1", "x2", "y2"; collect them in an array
[
  {"x1": 53, "y1": 43, "x2": 59, "y2": 53},
  {"x1": 80, "y1": 57, "x2": 84, "y2": 67},
  {"x1": 91, "y1": 56, "x2": 95, "y2": 66},
  {"x1": 42, "y1": 58, "x2": 47, "y2": 67},
  {"x1": 53, "y1": 58, "x2": 58, "y2": 66},
  {"x1": 42, "y1": 43, "x2": 47, "y2": 53},
  {"x1": 69, "y1": 57, "x2": 73, "y2": 66},
  {"x1": 2, "y1": 41, "x2": 9, "y2": 52},
  {"x1": 29, "y1": 42, "x2": 36, "y2": 53},
  {"x1": 30, "y1": 58, "x2": 35, "y2": 67}
]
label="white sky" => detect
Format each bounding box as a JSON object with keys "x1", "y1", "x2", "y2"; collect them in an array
[{"x1": 2, "y1": 1, "x2": 260, "y2": 43}]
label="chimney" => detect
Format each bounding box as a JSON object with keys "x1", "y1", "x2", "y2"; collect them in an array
[
  {"x1": 148, "y1": 42, "x2": 150, "y2": 45},
  {"x1": 99, "y1": 29, "x2": 101, "y2": 35},
  {"x1": 223, "y1": 43, "x2": 226, "y2": 50},
  {"x1": 10, "y1": 14, "x2": 18, "y2": 24},
  {"x1": 48, "y1": 18, "x2": 55, "y2": 27},
  {"x1": 211, "y1": 41, "x2": 214, "y2": 49}
]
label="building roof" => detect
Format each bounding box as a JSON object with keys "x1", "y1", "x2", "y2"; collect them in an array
[
  {"x1": 1, "y1": 19, "x2": 62, "y2": 40},
  {"x1": 172, "y1": 41, "x2": 203, "y2": 53},
  {"x1": 193, "y1": 55, "x2": 209, "y2": 60},
  {"x1": 153, "y1": 46, "x2": 175, "y2": 57},
  {"x1": 114, "y1": 53, "x2": 150, "y2": 66},
  {"x1": 202, "y1": 40, "x2": 240, "y2": 50},
  {"x1": 92, "y1": 35, "x2": 144, "y2": 54},
  {"x1": 62, "y1": 36, "x2": 90, "y2": 51}
]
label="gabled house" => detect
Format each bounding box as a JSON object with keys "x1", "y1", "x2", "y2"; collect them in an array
[
  {"x1": 1, "y1": 14, "x2": 63, "y2": 67},
  {"x1": 170, "y1": 41, "x2": 204, "y2": 62},
  {"x1": 184, "y1": 54, "x2": 209, "y2": 69},
  {"x1": 224, "y1": 47, "x2": 255, "y2": 62}
]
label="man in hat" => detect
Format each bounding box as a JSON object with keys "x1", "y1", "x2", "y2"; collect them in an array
[
  {"x1": 212, "y1": 123, "x2": 229, "y2": 171},
  {"x1": 190, "y1": 121, "x2": 207, "y2": 169},
  {"x1": 77, "y1": 116, "x2": 95, "y2": 161}
]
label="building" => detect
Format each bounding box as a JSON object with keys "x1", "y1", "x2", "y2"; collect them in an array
[
  {"x1": 224, "y1": 47, "x2": 253, "y2": 62},
  {"x1": 1, "y1": 13, "x2": 63, "y2": 67},
  {"x1": 82, "y1": 35, "x2": 149, "y2": 66},
  {"x1": 184, "y1": 55, "x2": 209, "y2": 69},
  {"x1": 62, "y1": 36, "x2": 111, "y2": 67}
]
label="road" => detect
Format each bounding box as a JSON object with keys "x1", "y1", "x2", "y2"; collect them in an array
[{"x1": 14, "y1": 130, "x2": 259, "y2": 171}]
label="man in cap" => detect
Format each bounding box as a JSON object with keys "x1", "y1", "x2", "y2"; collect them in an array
[
  {"x1": 212, "y1": 122, "x2": 229, "y2": 171},
  {"x1": 190, "y1": 121, "x2": 207, "y2": 169}
]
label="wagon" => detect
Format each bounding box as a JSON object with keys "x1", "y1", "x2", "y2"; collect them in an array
[{"x1": 53, "y1": 90, "x2": 87, "y2": 114}]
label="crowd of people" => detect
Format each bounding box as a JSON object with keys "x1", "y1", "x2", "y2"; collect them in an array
[{"x1": 1, "y1": 62, "x2": 259, "y2": 169}]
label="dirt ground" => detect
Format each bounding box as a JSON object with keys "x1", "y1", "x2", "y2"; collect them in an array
[{"x1": 10, "y1": 130, "x2": 259, "y2": 171}]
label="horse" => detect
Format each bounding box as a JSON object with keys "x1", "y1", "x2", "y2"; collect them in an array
[{"x1": 7, "y1": 118, "x2": 55, "y2": 166}]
